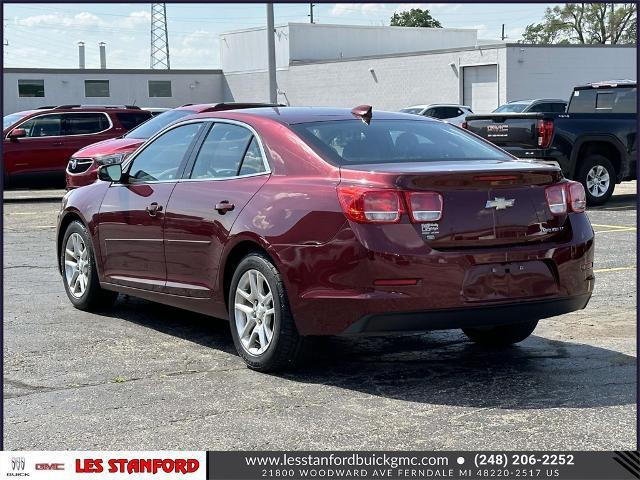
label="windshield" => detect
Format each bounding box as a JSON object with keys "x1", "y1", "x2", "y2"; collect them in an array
[
  {"x1": 400, "y1": 108, "x2": 424, "y2": 115},
  {"x1": 493, "y1": 103, "x2": 528, "y2": 113},
  {"x1": 3, "y1": 112, "x2": 29, "y2": 130},
  {"x1": 292, "y1": 119, "x2": 510, "y2": 166},
  {"x1": 124, "y1": 109, "x2": 194, "y2": 139}
]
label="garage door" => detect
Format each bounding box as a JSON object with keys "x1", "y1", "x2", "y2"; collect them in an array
[{"x1": 463, "y1": 65, "x2": 498, "y2": 113}]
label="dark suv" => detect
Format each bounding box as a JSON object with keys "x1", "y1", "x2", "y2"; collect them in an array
[{"x1": 3, "y1": 105, "x2": 152, "y2": 185}]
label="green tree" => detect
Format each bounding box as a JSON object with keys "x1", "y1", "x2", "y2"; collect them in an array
[
  {"x1": 521, "y1": 3, "x2": 636, "y2": 44},
  {"x1": 390, "y1": 8, "x2": 442, "y2": 28}
]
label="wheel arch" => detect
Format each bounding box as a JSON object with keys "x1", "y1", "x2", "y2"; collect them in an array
[{"x1": 570, "y1": 135, "x2": 627, "y2": 182}]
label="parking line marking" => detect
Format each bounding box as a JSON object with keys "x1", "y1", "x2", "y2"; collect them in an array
[
  {"x1": 594, "y1": 227, "x2": 637, "y2": 233},
  {"x1": 591, "y1": 223, "x2": 637, "y2": 229},
  {"x1": 594, "y1": 266, "x2": 636, "y2": 273}
]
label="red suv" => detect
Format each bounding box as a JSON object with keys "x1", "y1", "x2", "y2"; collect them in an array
[
  {"x1": 65, "y1": 103, "x2": 282, "y2": 189},
  {"x1": 57, "y1": 106, "x2": 594, "y2": 372},
  {"x1": 3, "y1": 105, "x2": 151, "y2": 185}
]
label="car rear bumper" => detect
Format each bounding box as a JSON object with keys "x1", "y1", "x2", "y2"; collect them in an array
[
  {"x1": 343, "y1": 293, "x2": 591, "y2": 334},
  {"x1": 274, "y1": 213, "x2": 595, "y2": 336}
]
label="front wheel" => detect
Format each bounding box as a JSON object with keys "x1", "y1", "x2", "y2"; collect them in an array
[
  {"x1": 576, "y1": 154, "x2": 616, "y2": 206},
  {"x1": 228, "y1": 252, "x2": 304, "y2": 372},
  {"x1": 462, "y1": 319, "x2": 539, "y2": 346}
]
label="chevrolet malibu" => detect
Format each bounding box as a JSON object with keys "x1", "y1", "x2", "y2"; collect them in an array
[{"x1": 57, "y1": 106, "x2": 594, "y2": 371}]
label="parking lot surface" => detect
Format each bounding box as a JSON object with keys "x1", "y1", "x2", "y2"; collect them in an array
[{"x1": 3, "y1": 186, "x2": 636, "y2": 450}]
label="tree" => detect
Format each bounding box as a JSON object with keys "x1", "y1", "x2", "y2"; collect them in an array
[
  {"x1": 390, "y1": 8, "x2": 442, "y2": 28},
  {"x1": 521, "y1": 3, "x2": 637, "y2": 44}
]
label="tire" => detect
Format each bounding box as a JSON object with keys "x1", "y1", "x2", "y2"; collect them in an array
[
  {"x1": 462, "y1": 319, "x2": 538, "y2": 346},
  {"x1": 228, "y1": 252, "x2": 304, "y2": 372},
  {"x1": 60, "y1": 220, "x2": 118, "y2": 311},
  {"x1": 576, "y1": 154, "x2": 616, "y2": 206}
]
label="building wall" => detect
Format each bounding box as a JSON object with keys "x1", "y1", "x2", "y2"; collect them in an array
[
  {"x1": 505, "y1": 45, "x2": 636, "y2": 101},
  {"x1": 3, "y1": 69, "x2": 224, "y2": 114},
  {"x1": 223, "y1": 46, "x2": 505, "y2": 111},
  {"x1": 220, "y1": 26, "x2": 291, "y2": 74}
]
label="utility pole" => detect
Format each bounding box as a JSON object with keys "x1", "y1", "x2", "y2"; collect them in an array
[
  {"x1": 501, "y1": 24, "x2": 505, "y2": 41},
  {"x1": 309, "y1": 3, "x2": 315, "y2": 24},
  {"x1": 150, "y1": 3, "x2": 170, "y2": 69},
  {"x1": 266, "y1": 3, "x2": 277, "y2": 103}
]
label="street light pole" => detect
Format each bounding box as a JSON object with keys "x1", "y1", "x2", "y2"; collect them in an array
[{"x1": 266, "y1": 3, "x2": 277, "y2": 103}]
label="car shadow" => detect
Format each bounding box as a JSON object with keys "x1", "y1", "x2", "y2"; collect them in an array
[
  {"x1": 106, "y1": 296, "x2": 635, "y2": 411},
  {"x1": 588, "y1": 193, "x2": 636, "y2": 211}
]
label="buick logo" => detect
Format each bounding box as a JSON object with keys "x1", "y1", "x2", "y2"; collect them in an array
[
  {"x1": 70, "y1": 159, "x2": 78, "y2": 170},
  {"x1": 8, "y1": 457, "x2": 28, "y2": 477},
  {"x1": 485, "y1": 197, "x2": 515, "y2": 210}
]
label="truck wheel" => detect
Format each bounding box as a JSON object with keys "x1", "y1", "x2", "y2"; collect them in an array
[
  {"x1": 576, "y1": 155, "x2": 616, "y2": 206},
  {"x1": 228, "y1": 252, "x2": 305, "y2": 372},
  {"x1": 462, "y1": 320, "x2": 538, "y2": 346}
]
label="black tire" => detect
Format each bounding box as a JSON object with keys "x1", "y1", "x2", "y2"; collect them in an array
[
  {"x1": 462, "y1": 319, "x2": 538, "y2": 346},
  {"x1": 60, "y1": 220, "x2": 118, "y2": 311},
  {"x1": 228, "y1": 252, "x2": 304, "y2": 372},
  {"x1": 575, "y1": 154, "x2": 616, "y2": 206}
]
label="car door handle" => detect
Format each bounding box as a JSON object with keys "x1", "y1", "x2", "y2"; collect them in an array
[
  {"x1": 145, "y1": 202, "x2": 163, "y2": 216},
  {"x1": 215, "y1": 201, "x2": 235, "y2": 214}
]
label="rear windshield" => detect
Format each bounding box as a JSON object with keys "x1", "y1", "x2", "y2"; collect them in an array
[
  {"x1": 568, "y1": 86, "x2": 637, "y2": 113},
  {"x1": 292, "y1": 119, "x2": 510, "y2": 165},
  {"x1": 493, "y1": 103, "x2": 528, "y2": 113},
  {"x1": 124, "y1": 109, "x2": 193, "y2": 139},
  {"x1": 3, "y1": 112, "x2": 29, "y2": 130},
  {"x1": 400, "y1": 108, "x2": 424, "y2": 115}
]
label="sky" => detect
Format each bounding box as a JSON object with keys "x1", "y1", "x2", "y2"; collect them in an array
[{"x1": 2, "y1": 3, "x2": 560, "y2": 69}]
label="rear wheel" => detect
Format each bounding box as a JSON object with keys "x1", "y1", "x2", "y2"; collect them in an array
[
  {"x1": 228, "y1": 253, "x2": 304, "y2": 372},
  {"x1": 462, "y1": 320, "x2": 538, "y2": 346},
  {"x1": 576, "y1": 154, "x2": 616, "y2": 206},
  {"x1": 60, "y1": 220, "x2": 118, "y2": 311}
]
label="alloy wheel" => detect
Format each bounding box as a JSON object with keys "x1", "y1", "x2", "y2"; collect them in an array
[
  {"x1": 234, "y1": 269, "x2": 275, "y2": 356},
  {"x1": 586, "y1": 164, "x2": 610, "y2": 198},
  {"x1": 64, "y1": 232, "x2": 90, "y2": 298}
]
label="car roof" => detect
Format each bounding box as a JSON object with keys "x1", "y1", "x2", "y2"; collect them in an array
[
  {"x1": 574, "y1": 79, "x2": 636, "y2": 90},
  {"x1": 507, "y1": 99, "x2": 566, "y2": 104},
  {"x1": 404, "y1": 104, "x2": 471, "y2": 109},
  {"x1": 190, "y1": 106, "x2": 431, "y2": 125},
  {"x1": 177, "y1": 102, "x2": 284, "y2": 113}
]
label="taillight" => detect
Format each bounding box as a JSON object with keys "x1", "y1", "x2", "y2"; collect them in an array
[
  {"x1": 545, "y1": 184, "x2": 567, "y2": 215},
  {"x1": 336, "y1": 186, "x2": 402, "y2": 224},
  {"x1": 537, "y1": 119, "x2": 554, "y2": 148},
  {"x1": 404, "y1": 191, "x2": 443, "y2": 222},
  {"x1": 461, "y1": 121, "x2": 468, "y2": 129},
  {"x1": 545, "y1": 181, "x2": 586, "y2": 215},
  {"x1": 567, "y1": 180, "x2": 586, "y2": 213}
]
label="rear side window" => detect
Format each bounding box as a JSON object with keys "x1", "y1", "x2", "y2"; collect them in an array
[
  {"x1": 128, "y1": 123, "x2": 201, "y2": 183},
  {"x1": 65, "y1": 113, "x2": 110, "y2": 135},
  {"x1": 292, "y1": 119, "x2": 510, "y2": 166},
  {"x1": 116, "y1": 112, "x2": 152, "y2": 130},
  {"x1": 190, "y1": 123, "x2": 256, "y2": 179},
  {"x1": 19, "y1": 114, "x2": 64, "y2": 137}
]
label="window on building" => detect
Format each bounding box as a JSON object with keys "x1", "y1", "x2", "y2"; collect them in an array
[
  {"x1": 85, "y1": 80, "x2": 110, "y2": 97},
  {"x1": 18, "y1": 79, "x2": 45, "y2": 97},
  {"x1": 148, "y1": 80, "x2": 172, "y2": 97}
]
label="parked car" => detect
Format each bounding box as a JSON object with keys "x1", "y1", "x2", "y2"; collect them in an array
[
  {"x1": 400, "y1": 104, "x2": 472, "y2": 126},
  {"x1": 493, "y1": 99, "x2": 567, "y2": 113},
  {"x1": 65, "y1": 103, "x2": 283, "y2": 189},
  {"x1": 142, "y1": 107, "x2": 171, "y2": 117},
  {"x1": 57, "y1": 105, "x2": 594, "y2": 371},
  {"x1": 463, "y1": 81, "x2": 636, "y2": 205},
  {"x1": 3, "y1": 105, "x2": 151, "y2": 186}
]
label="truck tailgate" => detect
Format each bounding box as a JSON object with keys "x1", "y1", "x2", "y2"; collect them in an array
[{"x1": 464, "y1": 113, "x2": 548, "y2": 149}]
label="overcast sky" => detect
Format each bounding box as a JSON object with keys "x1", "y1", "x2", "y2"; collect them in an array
[{"x1": 3, "y1": 3, "x2": 559, "y2": 69}]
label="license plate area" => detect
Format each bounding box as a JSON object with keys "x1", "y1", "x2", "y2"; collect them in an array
[{"x1": 462, "y1": 261, "x2": 558, "y2": 302}]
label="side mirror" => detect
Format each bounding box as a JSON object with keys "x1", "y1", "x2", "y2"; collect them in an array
[
  {"x1": 98, "y1": 164, "x2": 123, "y2": 183},
  {"x1": 8, "y1": 128, "x2": 26, "y2": 139}
]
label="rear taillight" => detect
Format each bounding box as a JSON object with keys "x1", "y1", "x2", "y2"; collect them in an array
[
  {"x1": 545, "y1": 181, "x2": 586, "y2": 215},
  {"x1": 337, "y1": 186, "x2": 402, "y2": 224},
  {"x1": 537, "y1": 119, "x2": 554, "y2": 148},
  {"x1": 404, "y1": 191, "x2": 443, "y2": 222},
  {"x1": 567, "y1": 180, "x2": 586, "y2": 213},
  {"x1": 461, "y1": 121, "x2": 468, "y2": 129}
]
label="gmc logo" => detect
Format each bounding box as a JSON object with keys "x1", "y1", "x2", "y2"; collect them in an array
[{"x1": 35, "y1": 464, "x2": 64, "y2": 471}]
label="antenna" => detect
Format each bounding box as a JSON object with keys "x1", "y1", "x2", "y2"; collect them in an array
[{"x1": 150, "y1": 3, "x2": 170, "y2": 69}]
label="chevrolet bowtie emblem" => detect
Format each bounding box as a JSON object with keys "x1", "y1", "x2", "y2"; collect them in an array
[{"x1": 485, "y1": 197, "x2": 515, "y2": 210}]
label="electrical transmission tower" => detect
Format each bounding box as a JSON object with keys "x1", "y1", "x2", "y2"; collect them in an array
[{"x1": 150, "y1": 3, "x2": 170, "y2": 69}]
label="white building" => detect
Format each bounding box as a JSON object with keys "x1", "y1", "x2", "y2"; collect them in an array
[{"x1": 3, "y1": 23, "x2": 636, "y2": 115}]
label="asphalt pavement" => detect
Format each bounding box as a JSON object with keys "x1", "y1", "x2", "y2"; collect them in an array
[{"x1": 3, "y1": 185, "x2": 636, "y2": 450}]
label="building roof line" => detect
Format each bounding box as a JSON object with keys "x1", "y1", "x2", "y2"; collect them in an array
[{"x1": 3, "y1": 68, "x2": 223, "y2": 74}]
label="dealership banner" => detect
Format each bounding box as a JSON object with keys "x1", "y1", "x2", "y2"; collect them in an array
[
  {"x1": 0, "y1": 451, "x2": 206, "y2": 479},
  {"x1": 208, "y1": 451, "x2": 640, "y2": 480}
]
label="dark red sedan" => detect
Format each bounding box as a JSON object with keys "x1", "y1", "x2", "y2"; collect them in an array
[{"x1": 56, "y1": 106, "x2": 594, "y2": 371}]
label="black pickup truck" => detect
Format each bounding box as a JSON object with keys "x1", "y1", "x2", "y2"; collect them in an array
[{"x1": 463, "y1": 81, "x2": 637, "y2": 205}]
